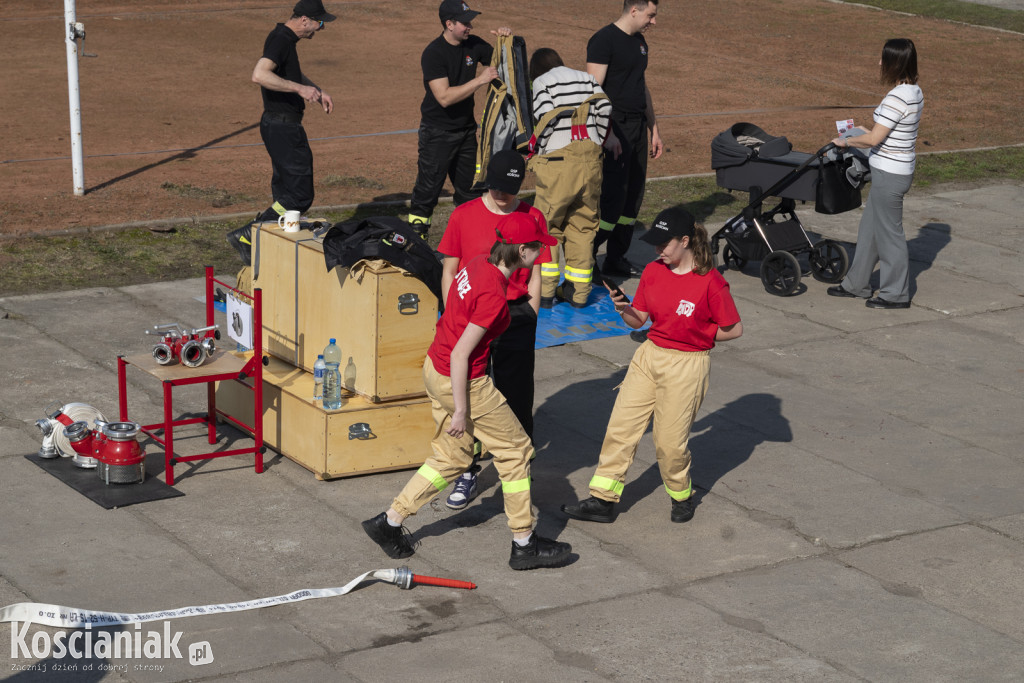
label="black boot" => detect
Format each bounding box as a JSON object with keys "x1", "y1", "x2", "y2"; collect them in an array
[
  {"x1": 671, "y1": 497, "x2": 695, "y2": 523},
  {"x1": 361, "y1": 512, "x2": 415, "y2": 559},
  {"x1": 226, "y1": 218, "x2": 256, "y2": 264},
  {"x1": 561, "y1": 496, "x2": 615, "y2": 523},
  {"x1": 508, "y1": 534, "x2": 572, "y2": 570},
  {"x1": 555, "y1": 281, "x2": 586, "y2": 309}
]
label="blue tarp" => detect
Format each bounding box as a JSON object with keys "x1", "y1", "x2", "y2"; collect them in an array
[{"x1": 536, "y1": 288, "x2": 648, "y2": 349}]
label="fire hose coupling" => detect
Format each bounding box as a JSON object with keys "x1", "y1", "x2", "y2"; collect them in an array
[
  {"x1": 372, "y1": 567, "x2": 477, "y2": 591},
  {"x1": 62, "y1": 421, "x2": 146, "y2": 485},
  {"x1": 145, "y1": 322, "x2": 220, "y2": 367}
]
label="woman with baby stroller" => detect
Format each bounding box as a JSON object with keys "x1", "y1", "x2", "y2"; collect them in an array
[{"x1": 828, "y1": 38, "x2": 924, "y2": 309}]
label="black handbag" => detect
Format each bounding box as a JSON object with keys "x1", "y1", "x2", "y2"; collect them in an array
[{"x1": 815, "y1": 158, "x2": 862, "y2": 215}]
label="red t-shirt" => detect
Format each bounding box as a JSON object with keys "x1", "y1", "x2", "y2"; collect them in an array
[
  {"x1": 437, "y1": 198, "x2": 552, "y2": 301},
  {"x1": 632, "y1": 262, "x2": 741, "y2": 352},
  {"x1": 427, "y1": 255, "x2": 511, "y2": 378}
]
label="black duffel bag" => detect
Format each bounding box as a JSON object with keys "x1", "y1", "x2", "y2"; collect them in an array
[{"x1": 321, "y1": 216, "x2": 444, "y2": 303}]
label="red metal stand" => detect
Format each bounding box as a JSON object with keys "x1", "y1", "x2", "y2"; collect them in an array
[{"x1": 117, "y1": 266, "x2": 264, "y2": 486}]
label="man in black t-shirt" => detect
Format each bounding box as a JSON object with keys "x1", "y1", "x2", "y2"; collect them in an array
[
  {"x1": 227, "y1": 0, "x2": 335, "y2": 263},
  {"x1": 407, "y1": 1, "x2": 511, "y2": 236},
  {"x1": 587, "y1": 0, "x2": 663, "y2": 279}
]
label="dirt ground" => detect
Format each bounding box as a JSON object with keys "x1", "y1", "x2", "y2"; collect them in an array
[{"x1": 1, "y1": 0, "x2": 1022, "y2": 236}]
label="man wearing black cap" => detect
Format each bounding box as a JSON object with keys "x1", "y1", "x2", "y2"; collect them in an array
[
  {"x1": 406, "y1": 1, "x2": 511, "y2": 236},
  {"x1": 227, "y1": 0, "x2": 335, "y2": 263}
]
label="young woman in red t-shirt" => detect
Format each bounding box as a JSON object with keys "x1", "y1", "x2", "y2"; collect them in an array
[
  {"x1": 363, "y1": 212, "x2": 573, "y2": 570},
  {"x1": 563, "y1": 207, "x2": 743, "y2": 524}
]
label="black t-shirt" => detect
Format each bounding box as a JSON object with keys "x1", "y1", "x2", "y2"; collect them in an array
[
  {"x1": 586, "y1": 23, "x2": 649, "y2": 116},
  {"x1": 261, "y1": 23, "x2": 304, "y2": 115},
  {"x1": 419, "y1": 34, "x2": 493, "y2": 131}
]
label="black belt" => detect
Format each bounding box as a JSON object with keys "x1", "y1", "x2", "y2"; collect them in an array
[{"x1": 262, "y1": 111, "x2": 303, "y2": 124}]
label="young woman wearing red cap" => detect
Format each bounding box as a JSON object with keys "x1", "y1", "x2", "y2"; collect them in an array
[{"x1": 363, "y1": 212, "x2": 572, "y2": 570}]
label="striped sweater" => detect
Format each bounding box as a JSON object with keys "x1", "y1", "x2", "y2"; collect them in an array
[
  {"x1": 870, "y1": 83, "x2": 924, "y2": 175},
  {"x1": 531, "y1": 66, "x2": 612, "y2": 154}
]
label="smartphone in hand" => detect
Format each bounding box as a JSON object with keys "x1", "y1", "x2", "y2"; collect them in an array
[{"x1": 601, "y1": 276, "x2": 630, "y2": 304}]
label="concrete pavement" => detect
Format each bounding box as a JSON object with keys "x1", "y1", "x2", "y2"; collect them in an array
[{"x1": 1, "y1": 181, "x2": 1023, "y2": 681}]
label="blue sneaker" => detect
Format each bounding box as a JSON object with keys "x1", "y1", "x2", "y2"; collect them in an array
[{"x1": 446, "y1": 472, "x2": 479, "y2": 510}]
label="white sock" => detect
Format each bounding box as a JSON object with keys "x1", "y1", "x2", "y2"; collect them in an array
[
  {"x1": 514, "y1": 533, "x2": 533, "y2": 547},
  {"x1": 386, "y1": 515, "x2": 402, "y2": 528}
]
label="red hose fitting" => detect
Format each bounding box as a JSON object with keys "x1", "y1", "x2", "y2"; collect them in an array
[{"x1": 411, "y1": 573, "x2": 477, "y2": 590}]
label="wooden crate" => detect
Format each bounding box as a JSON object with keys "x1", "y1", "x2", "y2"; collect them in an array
[
  {"x1": 254, "y1": 223, "x2": 437, "y2": 402},
  {"x1": 215, "y1": 354, "x2": 433, "y2": 480}
]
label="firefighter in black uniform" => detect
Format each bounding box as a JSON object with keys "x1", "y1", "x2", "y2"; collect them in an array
[
  {"x1": 406, "y1": 0, "x2": 511, "y2": 236},
  {"x1": 227, "y1": 0, "x2": 335, "y2": 264},
  {"x1": 587, "y1": 0, "x2": 664, "y2": 279}
]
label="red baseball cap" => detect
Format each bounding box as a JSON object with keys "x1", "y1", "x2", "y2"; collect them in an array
[{"x1": 495, "y1": 213, "x2": 557, "y2": 247}]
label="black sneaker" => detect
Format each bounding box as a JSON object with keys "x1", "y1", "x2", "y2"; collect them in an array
[
  {"x1": 361, "y1": 512, "x2": 415, "y2": 559},
  {"x1": 671, "y1": 498, "x2": 695, "y2": 523},
  {"x1": 226, "y1": 221, "x2": 255, "y2": 264},
  {"x1": 561, "y1": 496, "x2": 615, "y2": 523},
  {"x1": 508, "y1": 534, "x2": 572, "y2": 570}
]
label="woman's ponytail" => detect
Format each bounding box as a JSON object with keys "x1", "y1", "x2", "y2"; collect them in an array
[{"x1": 691, "y1": 223, "x2": 714, "y2": 275}]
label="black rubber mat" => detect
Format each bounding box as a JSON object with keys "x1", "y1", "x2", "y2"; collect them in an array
[{"x1": 24, "y1": 452, "x2": 184, "y2": 509}]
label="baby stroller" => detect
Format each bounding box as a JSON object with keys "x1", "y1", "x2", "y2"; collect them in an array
[{"x1": 710, "y1": 122, "x2": 866, "y2": 296}]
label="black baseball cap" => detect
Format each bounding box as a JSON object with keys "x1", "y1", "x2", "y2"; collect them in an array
[
  {"x1": 485, "y1": 150, "x2": 526, "y2": 195},
  {"x1": 639, "y1": 207, "x2": 697, "y2": 245},
  {"x1": 439, "y1": 0, "x2": 480, "y2": 24},
  {"x1": 293, "y1": 0, "x2": 336, "y2": 22}
]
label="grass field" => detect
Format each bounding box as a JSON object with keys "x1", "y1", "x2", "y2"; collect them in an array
[
  {"x1": 2, "y1": 145, "x2": 1022, "y2": 298},
  {"x1": 844, "y1": 0, "x2": 1024, "y2": 34}
]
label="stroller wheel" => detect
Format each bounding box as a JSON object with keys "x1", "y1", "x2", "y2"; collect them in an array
[
  {"x1": 722, "y1": 245, "x2": 748, "y2": 271},
  {"x1": 809, "y1": 239, "x2": 850, "y2": 283},
  {"x1": 760, "y1": 251, "x2": 801, "y2": 296}
]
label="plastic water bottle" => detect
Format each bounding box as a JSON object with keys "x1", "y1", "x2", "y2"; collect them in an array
[
  {"x1": 323, "y1": 338, "x2": 341, "y2": 366},
  {"x1": 323, "y1": 364, "x2": 342, "y2": 410},
  {"x1": 322, "y1": 338, "x2": 342, "y2": 410},
  {"x1": 313, "y1": 354, "x2": 326, "y2": 400}
]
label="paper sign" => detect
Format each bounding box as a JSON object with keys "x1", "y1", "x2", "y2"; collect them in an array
[{"x1": 226, "y1": 292, "x2": 253, "y2": 350}]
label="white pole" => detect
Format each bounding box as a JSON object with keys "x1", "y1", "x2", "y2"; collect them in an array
[{"x1": 64, "y1": 0, "x2": 84, "y2": 196}]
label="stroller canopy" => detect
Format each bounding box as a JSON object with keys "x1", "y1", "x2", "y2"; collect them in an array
[{"x1": 711, "y1": 122, "x2": 793, "y2": 170}]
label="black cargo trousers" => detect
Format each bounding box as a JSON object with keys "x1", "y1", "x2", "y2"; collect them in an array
[
  {"x1": 409, "y1": 124, "x2": 484, "y2": 225},
  {"x1": 592, "y1": 114, "x2": 649, "y2": 267},
  {"x1": 256, "y1": 111, "x2": 315, "y2": 223}
]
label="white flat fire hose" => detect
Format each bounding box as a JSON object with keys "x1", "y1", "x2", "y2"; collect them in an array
[{"x1": 0, "y1": 568, "x2": 475, "y2": 629}]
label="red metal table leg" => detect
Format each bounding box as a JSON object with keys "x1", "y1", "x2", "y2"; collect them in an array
[
  {"x1": 206, "y1": 382, "x2": 217, "y2": 445},
  {"x1": 163, "y1": 381, "x2": 175, "y2": 486}
]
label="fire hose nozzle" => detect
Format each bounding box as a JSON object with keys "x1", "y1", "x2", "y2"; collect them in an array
[{"x1": 373, "y1": 567, "x2": 476, "y2": 591}]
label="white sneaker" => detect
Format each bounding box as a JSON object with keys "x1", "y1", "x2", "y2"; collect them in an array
[{"x1": 446, "y1": 472, "x2": 479, "y2": 510}]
